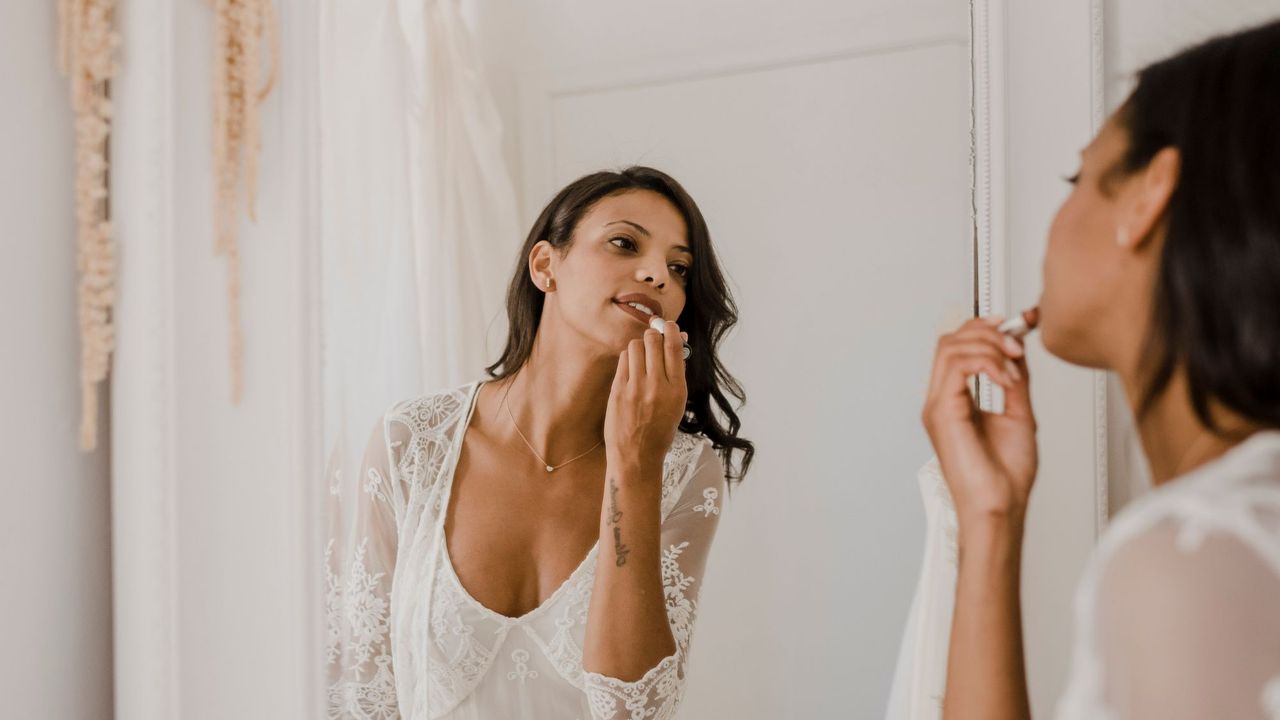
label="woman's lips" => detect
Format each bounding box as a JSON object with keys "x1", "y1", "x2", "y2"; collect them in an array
[{"x1": 614, "y1": 301, "x2": 658, "y2": 326}]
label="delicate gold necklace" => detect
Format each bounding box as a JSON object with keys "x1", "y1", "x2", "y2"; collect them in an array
[{"x1": 501, "y1": 376, "x2": 603, "y2": 473}]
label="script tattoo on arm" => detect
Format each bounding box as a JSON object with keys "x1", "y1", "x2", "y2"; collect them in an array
[{"x1": 607, "y1": 476, "x2": 630, "y2": 567}]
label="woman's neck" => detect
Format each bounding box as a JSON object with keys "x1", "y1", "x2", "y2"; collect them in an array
[
  {"x1": 497, "y1": 328, "x2": 619, "y2": 461},
  {"x1": 1121, "y1": 368, "x2": 1256, "y2": 485}
]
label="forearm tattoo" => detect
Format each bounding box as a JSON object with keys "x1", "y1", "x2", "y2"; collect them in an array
[{"x1": 607, "y1": 476, "x2": 630, "y2": 567}]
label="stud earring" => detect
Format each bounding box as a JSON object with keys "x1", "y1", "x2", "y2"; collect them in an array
[{"x1": 544, "y1": 277, "x2": 552, "y2": 289}]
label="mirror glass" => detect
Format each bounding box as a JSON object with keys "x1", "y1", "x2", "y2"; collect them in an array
[{"x1": 321, "y1": 2, "x2": 974, "y2": 717}]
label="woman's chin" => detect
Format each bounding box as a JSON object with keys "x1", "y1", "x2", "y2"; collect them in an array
[
  {"x1": 598, "y1": 331, "x2": 641, "y2": 358},
  {"x1": 1039, "y1": 318, "x2": 1112, "y2": 370}
]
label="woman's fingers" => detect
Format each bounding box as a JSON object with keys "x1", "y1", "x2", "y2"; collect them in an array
[
  {"x1": 613, "y1": 348, "x2": 629, "y2": 391},
  {"x1": 942, "y1": 353, "x2": 1018, "y2": 392},
  {"x1": 952, "y1": 327, "x2": 1025, "y2": 358},
  {"x1": 627, "y1": 338, "x2": 646, "y2": 386},
  {"x1": 1002, "y1": 356, "x2": 1034, "y2": 420},
  {"x1": 927, "y1": 354, "x2": 1018, "y2": 422},
  {"x1": 943, "y1": 317, "x2": 1033, "y2": 408},
  {"x1": 950, "y1": 318, "x2": 1025, "y2": 358},
  {"x1": 930, "y1": 339, "x2": 1019, "y2": 391},
  {"x1": 643, "y1": 327, "x2": 664, "y2": 385},
  {"x1": 662, "y1": 321, "x2": 685, "y2": 382},
  {"x1": 925, "y1": 348, "x2": 1015, "y2": 423}
]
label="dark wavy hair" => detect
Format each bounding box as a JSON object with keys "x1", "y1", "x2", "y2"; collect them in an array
[
  {"x1": 1119, "y1": 18, "x2": 1280, "y2": 432},
  {"x1": 486, "y1": 167, "x2": 755, "y2": 483}
]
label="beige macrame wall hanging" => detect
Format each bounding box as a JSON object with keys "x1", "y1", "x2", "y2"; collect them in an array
[
  {"x1": 213, "y1": 0, "x2": 279, "y2": 402},
  {"x1": 59, "y1": 0, "x2": 119, "y2": 451},
  {"x1": 60, "y1": 0, "x2": 278, "y2": 452}
]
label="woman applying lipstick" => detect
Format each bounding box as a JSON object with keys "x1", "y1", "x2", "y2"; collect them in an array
[
  {"x1": 923, "y1": 20, "x2": 1280, "y2": 720},
  {"x1": 327, "y1": 166, "x2": 752, "y2": 719}
]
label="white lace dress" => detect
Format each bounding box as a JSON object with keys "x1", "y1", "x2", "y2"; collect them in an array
[
  {"x1": 1057, "y1": 430, "x2": 1280, "y2": 720},
  {"x1": 326, "y1": 382, "x2": 726, "y2": 720}
]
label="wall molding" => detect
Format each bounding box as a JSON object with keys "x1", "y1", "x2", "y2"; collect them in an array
[
  {"x1": 970, "y1": 0, "x2": 1006, "y2": 412},
  {"x1": 283, "y1": 0, "x2": 325, "y2": 713},
  {"x1": 970, "y1": 0, "x2": 1110, "y2": 537},
  {"x1": 1090, "y1": 0, "x2": 1110, "y2": 535},
  {"x1": 110, "y1": 0, "x2": 180, "y2": 714}
]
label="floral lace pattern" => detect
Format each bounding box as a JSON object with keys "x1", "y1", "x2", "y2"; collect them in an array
[
  {"x1": 426, "y1": 558, "x2": 504, "y2": 709},
  {"x1": 693, "y1": 487, "x2": 720, "y2": 517},
  {"x1": 326, "y1": 535, "x2": 396, "y2": 718},
  {"x1": 660, "y1": 542, "x2": 697, "y2": 652},
  {"x1": 533, "y1": 550, "x2": 596, "y2": 689},
  {"x1": 507, "y1": 649, "x2": 539, "y2": 684},
  {"x1": 327, "y1": 387, "x2": 473, "y2": 719},
  {"x1": 327, "y1": 383, "x2": 725, "y2": 719},
  {"x1": 583, "y1": 655, "x2": 680, "y2": 720},
  {"x1": 578, "y1": 540, "x2": 702, "y2": 720}
]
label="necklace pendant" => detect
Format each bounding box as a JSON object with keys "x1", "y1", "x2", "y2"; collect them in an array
[{"x1": 546, "y1": 464, "x2": 555, "y2": 473}]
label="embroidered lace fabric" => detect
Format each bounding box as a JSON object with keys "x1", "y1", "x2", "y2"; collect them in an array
[
  {"x1": 326, "y1": 382, "x2": 726, "y2": 719},
  {"x1": 1057, "y1": 431, "x2": 1280, "y2": 720}
]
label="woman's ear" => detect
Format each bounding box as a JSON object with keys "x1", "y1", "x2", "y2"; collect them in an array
[
  {"x1": 1120, "y1": 146, "x2": 1180, "y2": 250},
  {"x1": 528, "y1": 240, "x2": 554, "y2": 291}
]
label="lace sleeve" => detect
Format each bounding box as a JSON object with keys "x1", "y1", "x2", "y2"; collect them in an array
[
  {"x1": 1091, "y1": 519, "x2": 1280, "y2": 720},
  {"x1": 326, "y1": 415, "x2": 411, "y2": 719},
  {"x1": 582, "y1": 440, "x2": 726, "y2": 720}
]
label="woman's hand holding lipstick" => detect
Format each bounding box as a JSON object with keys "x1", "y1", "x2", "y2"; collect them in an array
[
  {"x1": 586, "y1": 321, "x2": 688, "y2": 675},
  {"x1": 604, "y1": 320, "x2": 690, "y2": 479},
  {"x1": 925, "y1": 307, "x2": 1041, "y2": 719},
  {"x1": 922, "y1": 311, "x2": 1039, "y2": 527},
  {"x1": 587, "y1": 321, "x2": 688, "y2": 672}
]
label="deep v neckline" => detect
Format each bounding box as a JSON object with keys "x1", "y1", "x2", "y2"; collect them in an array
[{"x1": 437, "y1": 381, "x2": 601, "y2": 623}]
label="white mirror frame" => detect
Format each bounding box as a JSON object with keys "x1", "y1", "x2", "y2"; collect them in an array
[
  {"x1": 106, "y1": 0, "x2": 1110, "y2": 715},
  {"x1": 971, "y1": 0, "x2": 1110, "y2": 535},
  {"x1": 971, "y1": 0, "x2": 1110, "y2": 709}
]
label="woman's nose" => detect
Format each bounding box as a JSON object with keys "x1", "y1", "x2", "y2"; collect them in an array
[{"x1": 636, "y1": 266, "x2": 666, "y2": 289}]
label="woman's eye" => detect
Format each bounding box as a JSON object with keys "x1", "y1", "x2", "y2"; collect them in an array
[
  {"x1": 669, "y1": 264, "x2": 690, "y2": 279},
  {"x1": 1064, "y1": 172, "x2": 1081, "y2": 185},
  {"x1": 609, "y1": 236, "x2": 636, "y2": 251}
]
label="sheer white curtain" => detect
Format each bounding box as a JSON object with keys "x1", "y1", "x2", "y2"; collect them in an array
[
  {"x1": 321, "y1": 2, "x2": 518, "y2": 713},
  {"x1": 318, "y1": 0, "x2": 517, "y2": 495}
]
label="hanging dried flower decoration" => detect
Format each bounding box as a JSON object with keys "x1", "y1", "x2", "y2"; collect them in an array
[
  {"x1": 212, "y1": 0, "x2": 278, "y2": 402},
  {"x1": 59, "y1": 0, "x2": 120, "y2": 451}
]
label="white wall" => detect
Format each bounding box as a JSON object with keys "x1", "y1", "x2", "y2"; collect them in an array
[
  {"x1": 1001, "y1": 3, "x2": 1104, "y2": 713},
  {"x1": 0, "y1": 1, "x2": 114, "y2": 717},
  {"x1": 166, "y1": 3, "x2": 316, "y2": 714}
]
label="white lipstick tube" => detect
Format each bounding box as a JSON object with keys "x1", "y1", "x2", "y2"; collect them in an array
[
  {"x1": 649, "y1": 316, "x2": 692, "y2": 360},
  {"x1": 996, "y1": 307, "x2": 1041, "y2": 339}
]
